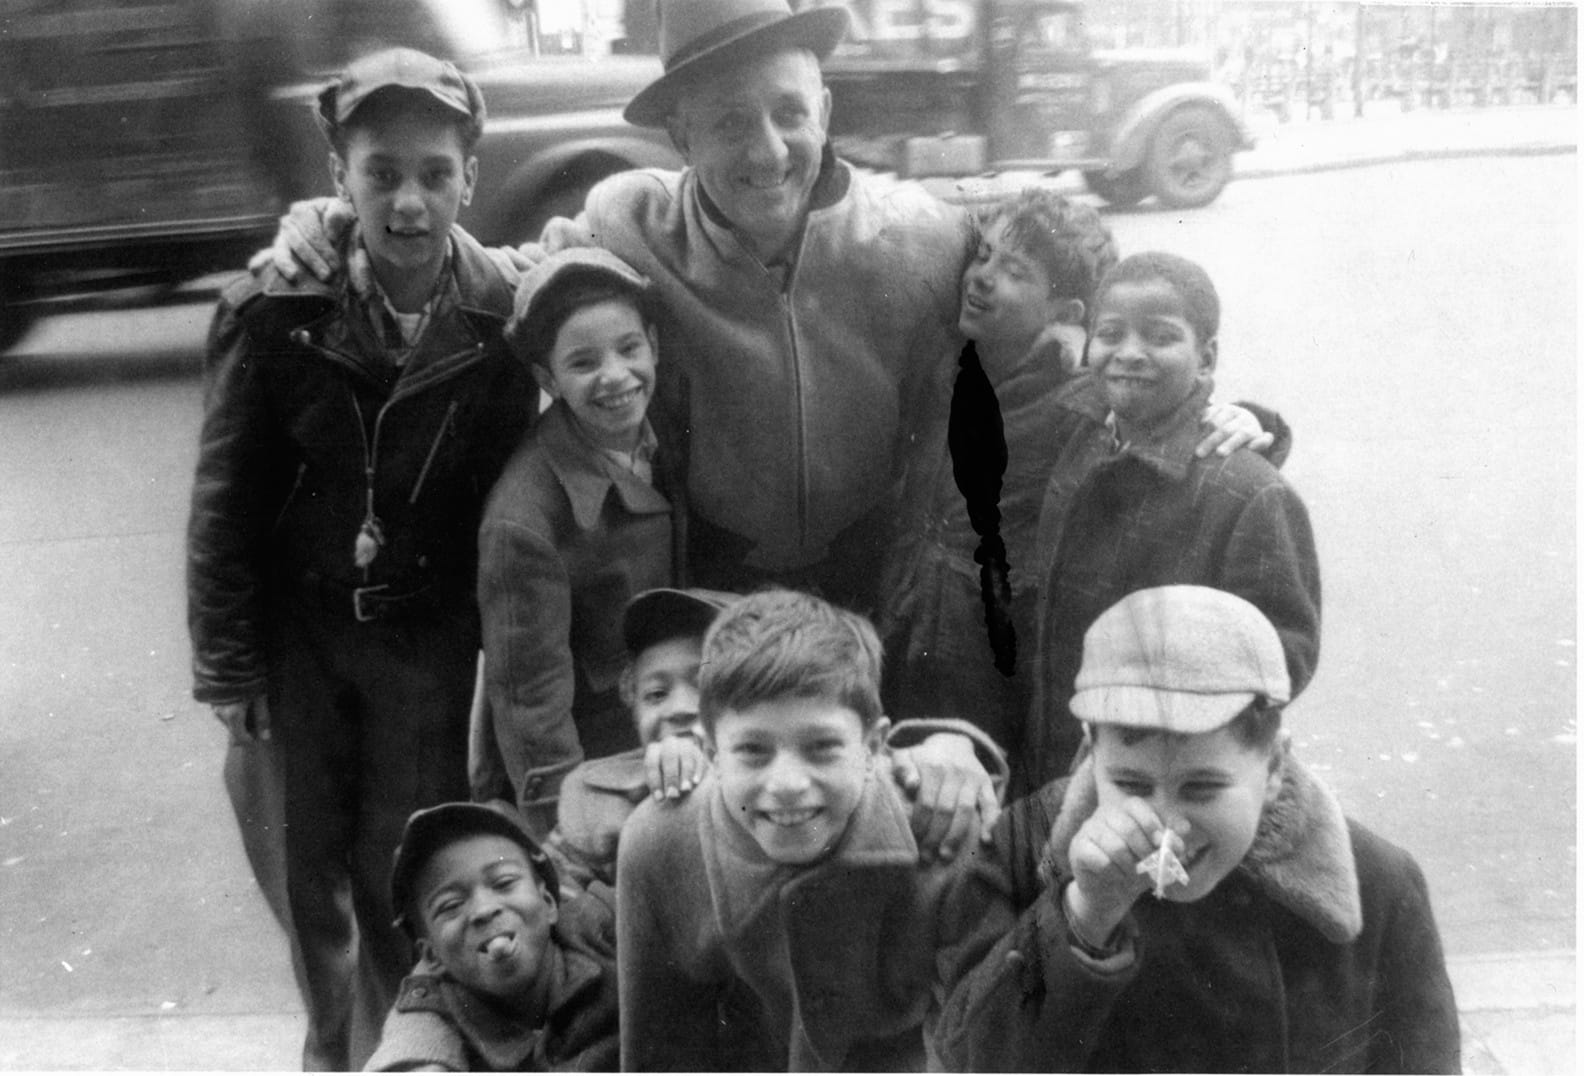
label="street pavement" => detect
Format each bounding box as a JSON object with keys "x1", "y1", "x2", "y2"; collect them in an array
[{"x1": 0, "y1": 103, "x2": 1575, "y2": 1072}]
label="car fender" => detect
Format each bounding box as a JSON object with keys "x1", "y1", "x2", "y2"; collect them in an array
[
  {"x1": 470, "y1": 131, "x2": 680, "y2": 246},
  {"x1": 1106, "y1": 82, "x2": 1253, "y2": 173}
]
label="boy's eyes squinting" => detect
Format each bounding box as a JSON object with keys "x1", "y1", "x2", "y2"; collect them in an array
[
  {"x1": 731, "y1": 741, "x2": 773, "y2": 764},
  {"x1": 804, "y1": 737, "x2": 846, "y2": 760},
  {"x1": 1178, "y1": 780, "x2": 1228, "y2": 803},
  {"x1": 428, "y1": 892, "x2": 465, "y2": 920}
]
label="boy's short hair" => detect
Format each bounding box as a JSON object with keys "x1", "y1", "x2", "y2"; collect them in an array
[
  {"x1": 1071, "y1": 585, "x2": 1290, "y2": 736},
  {"x1": 389, "y1": 801, "x2": 559, "y2": 940},
  {"x1": 1094, "y1": 251, "x2": 1220, "y2": 342},
  {"x1": 985, "y1": 188, "x2": 1118, "y2": 307},
  {"x1": 505, "y1": 247, "x2": 659, "y2": 369},
  {"x1": 318, "y1": 47, "x2": 486, "y2": 154},
  {"x1": 699, "y1": 589, "x2": 884, "y2": 733}
]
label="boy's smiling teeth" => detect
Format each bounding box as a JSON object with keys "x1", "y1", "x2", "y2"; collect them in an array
[
  {"x1": 764, "y1": 807, "x2": 819, "y2": 827},
  {"x1": 595, "y1": 388, "x2": 639, "y2": 409}
]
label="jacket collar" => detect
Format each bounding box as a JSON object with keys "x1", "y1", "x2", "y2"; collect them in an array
[
  {"x1": 701, "y1": 767, "x2": 917, "y2": 940},
  {"x1": 537, "y1": 403, "x2": 670, "y2": 531},
  {"x1": 1102, "y1": 378, "x2": 1217, "y2": 482},
  {"x1": 396, "y1": 941, "x2": 606, "y2": 1071},
  {"x1": 256, "y1": 225, "x2": 516, "y2": 390},
  {"x1": 1040, "y1": 744, "x2": 1363, "y2": 944},
  {"x1": 257, "y1": 223, "x2": 515, "y2": 311}
]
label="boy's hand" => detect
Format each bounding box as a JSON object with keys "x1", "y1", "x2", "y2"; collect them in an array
[
  {"x1": 213, "y1": 696, "x2": 270, "y2": 746},
  {"x1": 535, "y1": 213, "x2": 596, "y2": 256},
  {"x1": 247, "y1": 198, "x2": 354, "y2": 283},
  {"x1": 644, "y1": 734, "x2": 708, "y2": 802},
  {"x1": 1195, "y1": 401, "x2": 1275, "y2": 458},
  {"x1": 891, "y1": 733, "x2": 1000, "y2": 864},
  {"x1": 1065, "y1": 798, "x2": 1185, "y2": 942}
]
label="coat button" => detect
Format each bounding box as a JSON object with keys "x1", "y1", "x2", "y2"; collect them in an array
[
  {"x1": 291, "y1": 329, "x2": 310, "y2": 346},
  {"x1": 412, "y1": 986, "x2": 428, "y2": 998}
]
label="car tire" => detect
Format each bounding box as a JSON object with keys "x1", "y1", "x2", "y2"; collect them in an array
[
  {"x1": 1145, "y1": 106, "x2": 1233, "y2": 209},
  {"x1": 1084, "y1": 168, "x2": 1147, "y2": 207}
]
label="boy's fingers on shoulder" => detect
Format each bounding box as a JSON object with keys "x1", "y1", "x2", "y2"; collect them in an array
[{"x1": 889, "y1": 749, "x2": 923, "y2": 792}]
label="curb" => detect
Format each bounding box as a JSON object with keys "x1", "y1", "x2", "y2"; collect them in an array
[
  {"x1": 2, "y1": 951, "x2": 1571, "y2": 1072},
  {"x1": 1236, "y1": 139, "x2": 1576, "y2": 180},
  {"x1": 1446, "y1": 950, "x2": 1575, "y2": 1076}
]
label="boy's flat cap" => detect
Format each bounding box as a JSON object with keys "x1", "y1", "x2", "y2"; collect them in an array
[
  {"x1": 389, "y1": 800, "x2": 558, "y2": 937},
  {"x1": 505, "y1": 247, "x2": 651, "y2": 344},
  {"x1": 623, "y1": 587, "x2": 736, "y2": 655},
  {"x1": 1071, "y1": 586, "x2": 1290, "y2": 734},
  {"x1": 318, "y1": 47, "x2": 484, "y2": 130}
]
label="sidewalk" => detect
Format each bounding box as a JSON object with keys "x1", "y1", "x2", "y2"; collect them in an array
[
  {"x1": 924, "y1": 101, "x2": 1576, "y2": 205},
  {"x1": 1452, "y1": 949, "x2": 1575, "y2": 1075},
  {"x1": 1235, "y1": 100, "x2": 1577, "y2": 179},
  {"x1": 0, "y1": 949, "x2": 1572, "y2": 1070}
]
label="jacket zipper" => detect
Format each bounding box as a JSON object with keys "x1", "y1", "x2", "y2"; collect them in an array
[
  {"x1": 271, "y1": 462, "x2": 308, "y2": 534},
  {"x1": 409, "y1": 400, "x2": 459, "y2": 506}
]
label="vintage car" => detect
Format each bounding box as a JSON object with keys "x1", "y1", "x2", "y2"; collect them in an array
[
  {"x1": 799, "y1": 0, "x2": 1253, "y2": 208},
  {"x1": 0, "y1": 0, "x2": 676, "y2": 351}
]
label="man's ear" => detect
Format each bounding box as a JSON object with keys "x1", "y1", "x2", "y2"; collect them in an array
[
  {"x1": 1199, "y1": 335, "x2": 1219, "y2": 377},
  {"x1": 1052, "y1": 297, "x2": 1086, "y2": 326},
  {"x1": 617, "y1": 662, "x2": 636, "y2": 709},
  {"x1": 461, "y1": 155, "x2": 479, "y2": 208},
  {"x1": 415, "y1": 936, "x2": 439, "y2": 969},
  {"x1": 664, "y1": 113, "x2": 690, "y2": 158},
  {"x1": 1263, "y1": 730, "x2": 1289, "y2": 806},
  {"x1": 328, "y1": 152, "x2": 350, "y2": 202},
  {"x1": 539, "y1": 877, "x2": 559, "y2": 926},
  {"x1": 531, "y1": 362, "x2": 558, "y2": 399},
  {"x1": 865, "y1": 716, "x2": 892, "y2": 758},
  {"x1": 645, "y1": 323, "x2": 660, "y2": 359},
  {"x1": 819, "y1": 85, "x2": 833, "y2": 135}
]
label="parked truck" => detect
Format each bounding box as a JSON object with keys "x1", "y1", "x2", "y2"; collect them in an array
[
  {"x1": 798, "y1": 0, "x2": 1253, "y2": 209},
  {"x1": 0, "y1": 0, "x2": 674, "y2": 352}
]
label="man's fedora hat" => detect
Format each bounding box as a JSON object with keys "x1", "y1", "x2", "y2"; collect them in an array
[{"x1": 624, "y1": 0, "x2": 850, "y2": 128}]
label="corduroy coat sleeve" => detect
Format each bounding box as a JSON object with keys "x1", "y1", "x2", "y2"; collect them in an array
[
  {"x1": 1215, "y1": 474, "x2": 1323, "y2": 699},
  {"x1": 615, "y1": 795, "x2": 731, "y2": 1071},
  {"x1": 477, "y1": 499, "x2": 583, "y2": 840}
]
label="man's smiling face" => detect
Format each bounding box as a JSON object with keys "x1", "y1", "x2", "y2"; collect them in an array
[{"x1": 669, "y1": 47, "x2": 831, "y2": 264}]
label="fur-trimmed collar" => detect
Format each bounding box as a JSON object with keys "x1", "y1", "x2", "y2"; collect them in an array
[{"x1": 1038, "y1": 746, "x2": 1362, "y2": 943}]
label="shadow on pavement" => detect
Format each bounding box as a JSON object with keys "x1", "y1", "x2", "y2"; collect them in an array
[{"x1": 0, "y1": 348, "x2": 201, "y2": 393}]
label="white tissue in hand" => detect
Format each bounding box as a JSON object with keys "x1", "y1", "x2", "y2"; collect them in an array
[{"x1": 1137, "y1": 837, "x2": 1189, "y2": 898}]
